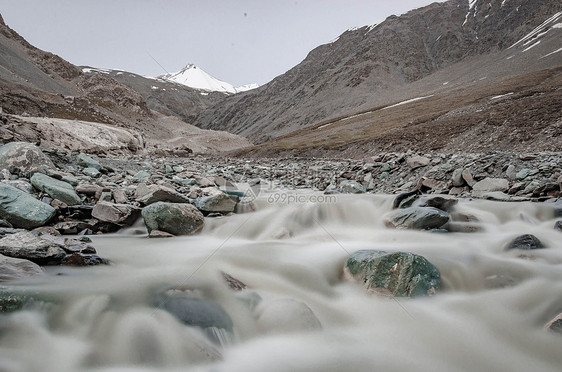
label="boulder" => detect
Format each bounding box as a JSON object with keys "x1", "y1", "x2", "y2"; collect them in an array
[
  {"x1": 504, "y1": 234, "x2": 545, "y2": 250},
  {"x1": 76, "y1": 153, "x2": 102, "y2": 170},
  {"x1": 0, "y1": 142, "x2": 54, "y2": 174},
  {"x1": 0, "y1": 254, "x2": 44, "y2": 282},
  {"x1": 345, "y1": 250, "x2": 440, "y2": 297},
  {"x1": 461, "y1": 168, "x2": 476, "y2": 187},
  {"x1": 340, "y1": 180, "x2": 366, "y2": 194},
  {"x1": 406, "y1": 156, "x2": 430, "y2": 169},
  {"x1": 92, "y1": 202, "x2": 141, "y2": 226},
  {"x1": 156, "y1": 290, "x2": 233, "y2": 344},
  {"x1": 0, "y1": 231, "x2": 66, "y2": 265},
  {"x1": 384, "y1": 207, "x2": 449, "y2": 230},
  {"x1": 142, "y1": 202, "x2": 204, "y2": 236},
  {"x1": 472, "y1": 177, "x2": 509, "y2": 193},
  {"x1": 0, "y1": 184, "x2": 56, "y2": 229},
  {"x1": 137, "y1": 185, "x2": 191, "y2": 205},
  {"x1": 30, "y1": 173, "x2": 81, "y2": 206},
  {"x1": 555, "y1": 220, "x2": 562, "y2": 232},
  {"x1": 195, "y1": 193, "x2": 237, "y2": 214}
]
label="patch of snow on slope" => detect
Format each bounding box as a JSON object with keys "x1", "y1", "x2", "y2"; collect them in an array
[
  {"x1": 522, "y1": 40, "x2": 541, "y2": 52},
  {"x1": 540, "y1": 47, "x2": 562, "y2": 59},
  {"x1": 490, "y1": 92, "x2": 513, "y2": 100},
  {"x1": 509, "y1": 12, "x2": 562, "y2": 49},
  {"x1": 382, "y1": 95, "x2": 434, "y2": 110}
]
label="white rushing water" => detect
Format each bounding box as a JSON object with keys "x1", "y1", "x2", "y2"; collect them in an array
[{"x1": 1, "y1": 191, "x2": 562, "y2": 372}]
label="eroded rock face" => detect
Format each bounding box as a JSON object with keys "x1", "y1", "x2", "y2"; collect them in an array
[
  {"x1": 0, "y1": 184, "x2": 56, "y2": 229},
  {"x1": 0, "y1": 142, "x2": 54, "y2": 174},
  {"x1": 345, "y1": 250, "x2": 440, "y2": 297},
  {"x1": 141, "y1": 202, "x2": 204, "y2": 236}
]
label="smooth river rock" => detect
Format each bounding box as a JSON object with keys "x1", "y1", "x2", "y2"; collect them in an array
[
  {"x1": 195, "y1": 193, "x2": 237, "y2": 214},
  {"x1": 345, "y1": 250, "x2": 441, "y2": 297},
  {"x1": 142, "y1": 202, "x2": 204, "y2": 236},
  {"x1": 504, "y1": 234, "x2": 545, "y2": 250},
  {"x1": 30, "y1": 172, "x2": 81, "y2": 206},
  {"x1": 0, "y1": 184, "x2": 56, "y2": 229},
  {"x1": 0, "y1": 254, "x2": 44, "y2": 282},
  {"x1": 384, "y1": 206, "x2": 449, "y2": 230},
  {"x1": 0, "y1": 231, "x2": 66, "y2": 265}
]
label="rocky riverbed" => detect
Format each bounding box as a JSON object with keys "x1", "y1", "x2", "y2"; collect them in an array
[{"x1": 1, "y1": 142, "x2": 561, "y2": 270}]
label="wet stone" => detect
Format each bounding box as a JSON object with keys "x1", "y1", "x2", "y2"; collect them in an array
[
  {"x1": 345, "y1": 250, "x2": 441, "y2": 297},
  {"x1": 504, "y1": 234, "x2": 545, "y2": 250}
]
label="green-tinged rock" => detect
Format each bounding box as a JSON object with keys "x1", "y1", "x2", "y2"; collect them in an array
[
  {"x1": 384, "y1": 207, "x2": 449, "y2": 230},
  {"x1": 76, "y1": 153, "x2": 102, "y2": 170},
  {"x1": 0, "y1": 290, "x2": 55, "y2": 313},
  {"x1": 345, "y1": 250, "x2": 440, "y2": 297},
  {"x1": 0, "y1": 142, "x2": 55, "y2": 174},
  {"x1": 340, "y1": 180, "x2": 366, "y2": 194},
  {"x1": 515, "y1": 169, "x2": 531, "y2": 180},
  {"x1": 30, "y1": 173, "x2": 81, "y2": 205},
  {"x1": 195, "y1": 193, "x2": 237, "y2": 214},
  {"x1": 142, "y1": 202, "x2": 204, "y2": 236},
  {"x1": 0, "y1": 184, "x2": 56, "y2": 229},
  {"x1": 133, "y1": 170, "x2": 151, "y2": 183},
  {"x1": 83, "y1": 167, "x2": 101, "y2": 178}
]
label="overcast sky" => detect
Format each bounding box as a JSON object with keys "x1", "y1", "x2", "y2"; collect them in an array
[{"x1": 0, "y1": 0, "x2": 444, "y2": 86}]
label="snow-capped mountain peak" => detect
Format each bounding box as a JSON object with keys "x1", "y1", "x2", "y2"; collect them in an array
[{"x1": 158, "y1": 64, "x2": 257, "y2": 94}]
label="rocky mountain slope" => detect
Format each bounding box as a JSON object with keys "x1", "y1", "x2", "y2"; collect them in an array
[
  {"x1": 0, "y1": 14, "x2": 250, "y2": 155},
  {"x1": 193, "y1": 0, "x2": 562, "y2": 147}
]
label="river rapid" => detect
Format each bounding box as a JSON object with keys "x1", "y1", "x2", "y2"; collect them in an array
[{"x1": 1, "y1": 190, "x2": 562, "y2": 372}]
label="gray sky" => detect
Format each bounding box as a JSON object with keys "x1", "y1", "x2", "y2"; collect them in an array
[{"x1": 0, "y1": 0, "x2": 444, "y2": 86}]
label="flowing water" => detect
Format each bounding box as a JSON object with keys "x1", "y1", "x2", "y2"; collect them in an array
[{"x1": 1, "y1": 191, "x2": 562, "y2": 372}]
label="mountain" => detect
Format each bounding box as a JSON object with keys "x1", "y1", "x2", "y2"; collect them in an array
[
  {"x1": 0, "y1": 15, "x2": 251, "y2": 155},
  {"x1": 158, "y1": 64, "x2": 258, "y2": 94},
  {"x1": 193, "y1": 0, "x2": 562, "y2": 150},
  {"x1": 81, "y1": 67, "x2": 226, "y2": 124}
]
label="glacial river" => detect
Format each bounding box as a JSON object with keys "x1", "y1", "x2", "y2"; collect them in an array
[{"x1": 1, "y1": 191, "x2": 562, "y2": 372}]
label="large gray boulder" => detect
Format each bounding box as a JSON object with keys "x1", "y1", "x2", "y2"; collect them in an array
[
  {"x1": 92, "y1": 202, "x2": 141, "y2": 226},
  {"x1": 0, "y1": 254, "x2": 44, "y2": 282},
  {"x1": 472, "y1": 177, "x2": 509, "y2": 193},
  {"x1": 384, "y1": 207, "x2": 449, "y2": 230},
  {"x1": 30, "y1": 173, "x2": 81, "y2": 205},
  {"x1": 345, "y1": 250, "x2": 440, "y2": 297},
  {"x1": 0, "y1": 231, "x2": 66, "y2": 265},
  {"x1": 142, "y1": 202, "x2": 204, "y2": 236},
  {"x1": 0, "y1": 184, "x2": 56, "y2": 229},
  {"x1": 0, "y1": 142, "x2": 54, "y2": 174},
  {"x1": 195, "y1": 193, "x2": 237, "y2": 214},
  {"x1": 137, "y1": 185, "x2": 191, "y2": 205}
]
